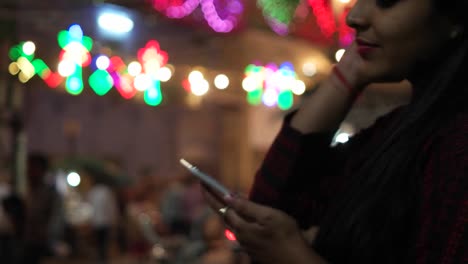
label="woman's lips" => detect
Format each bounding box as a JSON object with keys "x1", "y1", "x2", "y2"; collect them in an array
[
  {"x1": 356, "y1": 38, "x2": 379, "y2": 57},
  {"x1": 356, "y1": 39, "x2": 379, "y2": 58},
  {"x1": 357, "y1": 45, "x2": 376, "y2": 57}
]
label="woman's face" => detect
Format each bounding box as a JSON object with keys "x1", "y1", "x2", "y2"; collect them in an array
[{"x1": 347, "y1": 0, "x2": 454, "y2": 82}]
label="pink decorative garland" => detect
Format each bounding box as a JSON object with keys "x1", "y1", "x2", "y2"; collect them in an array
[{"x1": 151, "y1": 0, "x2": 243, "y2": 33}]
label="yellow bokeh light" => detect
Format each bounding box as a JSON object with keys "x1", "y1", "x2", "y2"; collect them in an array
[{"x1": 8, "y1": 62, "x2": 20, "y2": 75}]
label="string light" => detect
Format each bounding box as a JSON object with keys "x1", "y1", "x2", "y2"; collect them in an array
[
  {"x1": 152, "y1": 0, "x2": 243, "y2": 33},
  {"x1": 9, "y1": 25, "x2": 172, "y2": 107}
]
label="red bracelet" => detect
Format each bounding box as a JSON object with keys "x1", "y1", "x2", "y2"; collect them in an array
[{"x1": 332, "y1": 66, "x2": 355, "y2": 95}]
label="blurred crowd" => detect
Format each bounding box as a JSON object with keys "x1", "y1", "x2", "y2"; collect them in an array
[{"x1": 0, "y1": 154, "x2": 249, "y2": 264}]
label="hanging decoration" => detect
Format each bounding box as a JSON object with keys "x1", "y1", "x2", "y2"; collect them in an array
[
  {"x1": 150, "y1": 0, "x2": 244, "y2": 33},
  {"x1": 242, "y1": 62, "x2": 305, "y2": 111},
  {"x1": 8, "y1": 41, "x2": 62, "y2": 88},
  {"x1": 256, "y1": 0, "x2": 355, "y2": 46},
  {"x1": 308, "y1": 0, "x2": 336, "y2": 38},
  {"x1": 8, "y1": 24, "x2": 172, "y2": 107},
  {"x1": 307, "y1": 0, "x2": 355, "y2": 46},
  {"x1": 257, "y1": 0, "x2": 300, "y2": 35}
]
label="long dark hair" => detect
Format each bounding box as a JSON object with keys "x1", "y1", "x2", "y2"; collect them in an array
[{"x1": 313, "y1": 2, "x2": 468, "y2": 263}]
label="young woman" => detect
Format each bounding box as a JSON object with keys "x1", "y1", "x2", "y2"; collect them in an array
[{"x1": 204, "y1": 0, "x2": 468, "y2": 263}]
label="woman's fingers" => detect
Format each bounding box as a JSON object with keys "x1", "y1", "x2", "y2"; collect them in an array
[
  {"x1": 225, "y1": 196, "x2": 275, "y2": 225},
  {"x1": 201, "y1": 185, "x2": 226, "y2": 214}
]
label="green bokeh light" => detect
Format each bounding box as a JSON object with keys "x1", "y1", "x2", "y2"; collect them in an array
[
  {"x1": 247, "y1": 88, "x2": 263, "y2": 105},
  {"x1": 89, "y1": 70, "x2": 113, "y2": 96},
  {"x1": 278, "y1": 89, "x2": 293, "y2": 110},
  {"x1": 144, "y1": 80, "x2": 162, "y2": 106}
]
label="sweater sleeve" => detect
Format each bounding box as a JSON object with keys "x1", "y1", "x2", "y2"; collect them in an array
[
  {"x1": 249, "y1": 108, "x2": 403, "y2": 228},
  {"x1": 416, "y1": 120, "x2": 468, "y2": 264}
]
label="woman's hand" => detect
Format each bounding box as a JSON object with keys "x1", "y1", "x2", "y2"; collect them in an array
[{"x1": 202, "y1": 187, "x2": 327, "y2": 264}]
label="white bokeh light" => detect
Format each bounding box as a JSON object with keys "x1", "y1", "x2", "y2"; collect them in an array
[
  {"x1": 262, "y1": 89, "x2": 278, "y2": 107},
  {"x1": 128, "y1": 61, "x2": 142, "y2": 76},
  {"x1": 98, "y1": 12, "x2": 134, "y2": 34},
  {"x1": 302, "y1": 62, "x2": 317, "y2": 77},
  {"x1": 67, "y1": 172, "x2": 81, "y2": 187},
  {"x1": 214, "y1": 74, "x2": 229, "y2": 89},
  {"x1": 242, "y1": 77, "x2": 257, "y2": 92},
  {"x1": 291, "y1": 80, "x2": 306, "y2": 95},
  {"x1": 134, "y1": 74, "x2": 153, "y2": 91},
  {"x1": 96, "y1": 55, "x2": 110, "y2": 70},
  {"x1": 58, "y1": 60, "x2": 76, "y2": 77},
  {"x1": 156, "y1": 66, "x2": 172, "y2": 82},
  {"x1": 335, "y1": 49, "x2": 346, "y2": 62},
  {"x1": 22, "y1": 41, "x2": 36, "y2": 56},
  {"x1": 191, "y1": 79, "x2": 209, "y2": 96},
  {"x1": 188, "y1": 71, "x2": 204, "y2": 83}
]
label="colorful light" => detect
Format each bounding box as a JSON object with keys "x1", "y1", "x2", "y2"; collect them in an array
[
  {"x1": 152, "y1": 0, "x2": 243, "y2": 33},
  {"x1": 243, "y1": 62, "x2": 302, "y2": 110},
  {"x1": 89, "y1": 69, "x2": 114, "y2": 96},
  {"x1": 308, "y1": 0, "x2": 337, "y2": 37},
  {"x1": 257, "y1": 0, "x2": 300, "y2": 25},
  {"x1": 8, "y1": 25, "x2": 174, "y2": 107},
  {"x1": 144, "y1": 80, "x2": 163, "y2": 106},
  {"x1": 200, "y1": 0, "x2": 242, "y2": 33},
  {"x1": 225, "y1": 229, "x2": 236, "y2": 241}
]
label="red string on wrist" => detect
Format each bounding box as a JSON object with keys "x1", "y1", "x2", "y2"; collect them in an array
[{"x1": 332, "y1": 66, "x2": 355, "y2": 95}]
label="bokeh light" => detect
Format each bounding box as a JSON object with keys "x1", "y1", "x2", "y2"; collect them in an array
[
  {"x1": 156, "y1": 66, "x2": 172, "y2": 82},
  {"x1": 96, "y1": 55, "x2": 110, "y2": 70},
  {"x1": 191, "y1": 79, "x2": 209, "y2": 96},
  {"x1": 335, "y1": 49, "x2": 345, "y2": 62},
  {"x1": 67, "y1": 172, "x2": 81, "y2": 187},
  {"x1": 302, "y1": 62, "x2": 317, "y2": 77},
  {"x1": 214, "y1": 74, "x2": 229, "y2": 89},
  {"x1": 22, "y1": 41, "x2": 36, "y2": 56},
  {"x1": 58, "y1": 60, "x2": 76, "y2": 77},
  {"x1": 188, "y1": 70, "x2": 204, "y2": 83},
  {"x1": 128, "y1": 61, "x2": 142, "y2": 76}
]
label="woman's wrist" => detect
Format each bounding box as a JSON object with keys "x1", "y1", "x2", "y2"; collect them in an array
[{"x1": 330, "y1": 65, "x2": 363, "y2": 99}]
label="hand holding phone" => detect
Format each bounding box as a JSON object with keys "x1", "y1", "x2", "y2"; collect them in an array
[{"x1": 179, "y1": 159, "x2": 232, "y2": 197}]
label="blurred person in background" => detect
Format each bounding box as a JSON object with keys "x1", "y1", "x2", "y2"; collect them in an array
[
  {"x1": 86, "y1": 174, "x2": 118, "y2": 264},
  {"x1": 22, "y1": 153, "x2": 67, "y2": 264},
  {"x1": 0, "y1": 166, "x2": 23, "y2": 263},
  {"x1": 160, "y1": 174, "x2": 193, "y2": 237},
  {"x1": 204, "y1": 0, "x2": 468, "y2": 263}
]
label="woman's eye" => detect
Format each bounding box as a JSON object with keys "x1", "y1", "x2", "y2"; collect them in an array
[{"x1": 376, "y1": 0, "x2": 400, "y2": 8}]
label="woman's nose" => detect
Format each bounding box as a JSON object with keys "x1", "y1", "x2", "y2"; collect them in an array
[{"x1": 345, "y1": 1, "x2": 371, "y2": 32}]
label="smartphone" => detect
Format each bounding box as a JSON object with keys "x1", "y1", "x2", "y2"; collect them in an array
[{"x1": 179, "y1": 158, "x2": 231, "y2": 197}]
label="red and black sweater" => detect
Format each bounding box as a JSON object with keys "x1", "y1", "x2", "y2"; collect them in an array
[{"x1": 249, "y1": 108, "x2": 468, "y2": 263}]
